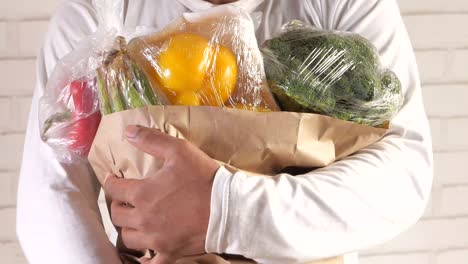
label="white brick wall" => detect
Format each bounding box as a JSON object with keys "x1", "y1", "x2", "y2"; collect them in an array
[
  {"x1": 436, "y1": 250, "x2": 468, "y2": 264},
  {"x1": 422, "y1": 85, "x2": 468, "y2": 117},
  {"x1": 433, "y1": 152, "x2": 468, "y2": 185},
  {"x1": 0, "y1": 172, "x2": 18, "y2": 206},
  {"x1": 398, "y1": 0, "x2": 468, "y2": 13},
  {"x1": 0, "y1": 60, "x2": 36, "y2": 95},
  {"x1": 0, "y1": 208, "x2": 18, "y2": 241},
  {"x1": 360, "y1": 3, "x2": 468, "y2": 263},
  {"x1": 0, "y1": 242, "x2": 28, "y2": 264},
  {"x1": 18, "y1": 21, "x2": 49, "y2": 57},
  {"x1": 0, "y1": 0, "x2": 59, "y2": 19},
  {"x1": 0, "y1": 0, "x2": 467, "y2": 263},
  {"x1": 404, "y1": 15, "x2": 468, "y2": 49},
  {"x1": 440, "y1": 186, "x2": 468, "y2": 216},
  {"x1": 0, "y1": 0, "x2": 60, "y2": 262}
]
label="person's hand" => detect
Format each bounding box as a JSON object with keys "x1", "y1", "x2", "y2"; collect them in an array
[{"x1": 104, "y1": 125, "x2": 220, "y2": 264}]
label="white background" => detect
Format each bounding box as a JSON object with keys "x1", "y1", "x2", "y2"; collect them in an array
[{"x1": 0, "y1": 0, "x2": 467, "y2": 263}]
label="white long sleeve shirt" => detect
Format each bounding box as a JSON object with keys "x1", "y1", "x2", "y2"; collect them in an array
[{"x1": 17, "y1": 0, "x2": 433, "y2": 263}]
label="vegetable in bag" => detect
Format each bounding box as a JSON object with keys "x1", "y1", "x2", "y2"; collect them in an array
[
  {"x1": 39, "y1": 2, "x2": 278, "y2": 163},
  {"x1": 262, "y1": 20, "x2": 404, "y2": 127},
  {"x1": 151, "y1": 33, "x2": 238, "y2": 106},
  {"x1": 39, "y1": 0, "x2": 167, "y2": 162},
  {"x1": 126, "y1": 7, "x2": 279, "y2": 112}
]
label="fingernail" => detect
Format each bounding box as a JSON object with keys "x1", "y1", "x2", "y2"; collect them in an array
[{"x1": 126, "y1": 125, "x2": 140, "y2": 139}]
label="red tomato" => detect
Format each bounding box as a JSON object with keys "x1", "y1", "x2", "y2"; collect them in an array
[{"x1": 68, "y1": 79, "x2": 101, "y2": 157}]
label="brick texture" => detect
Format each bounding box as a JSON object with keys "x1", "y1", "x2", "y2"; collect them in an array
[
  {"x1": 433, "y1": 152, "x2": 468, "y2": 186},
  {"x1": 0, "y1": 98, "x2": 11, "y2": 132},
  {"x1": 415, "y1": 49, "x2": 468, "y2": 84},
  {"x1": 0, "y1": 172, "x2": 18, "y2": 206},
  {"x1": 10, "y1": 96, "x2": 33, "y2": 132},
  {"x1": 0, "y1": 60, "x2": 36, "y2": 96},
  {"x1": 415, "y1": 50, "x2": 448, "y2": 84},
  {"x1": 446, "y1": 118, "x2": 468, "y2": 150},
  {"x1": 0, "y1": 97, "x2": 32, "y2": 133},
  {"x1": 365, "y1": 218, "x2": 468, "y2": 254},
  {"x1": 446, "y1": 50, "x2": 468, "y2": 83},
  {"x1": 440, "y1": 186, "x2": 468, "y2": 216},
  {"x1": 397, "y1": 0, "x2": 468, "y2": 13},
  {"x1": 428, "y1": 118, "x2": 445, "y2": 151},
  {"x1": 421, "y1": 191, "x2": 435, "y2": 219},
  {"x1": 422, "y1": 85, "x2": 468, "y2": 117},
  {"x1": 18, "y1": 20, "x2": 49, "y2": 57},
  {"x1": 436, "y1": 249, "x2": 468, "y2": 264},
  {"x1": 404, "y1": 15, "x2": 468, "y2": 49},
  {"x1": 0, "y1": 134, "x2": 25, "y2": 170},
  {"x1": 0, "y1": 208, "x2": 18, "y2": 241},
  {"x1": 0, "y1": 0, "x2": 60, "y2": 19},
  {"x1": 0, "y1": 242, "x2": 28, "y2": 264},
  {"x1": 0, "y1": 22, "x2": 19, "y2": 57}
]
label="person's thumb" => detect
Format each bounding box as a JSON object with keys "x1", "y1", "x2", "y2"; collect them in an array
[{"x1": 125, "y1": 125, "x2": 177, "y2": 160}]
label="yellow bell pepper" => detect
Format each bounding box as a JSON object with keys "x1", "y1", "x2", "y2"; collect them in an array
[
  {"x1": 199, "y1": 45, "x2": 238, "y2": 106},
  {"x1": 174, "y1": 91, "x2": 201, "y2": 106},
  {"x1": 155, "y1": 33, "x2": 238, "y2": 106}
]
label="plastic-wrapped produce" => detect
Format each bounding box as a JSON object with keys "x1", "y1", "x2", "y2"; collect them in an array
[
  {"x1": 39, "y1": 0, "x2": 168, "y2": 162},
  {"x1": 125, "y1": 6, "x2": 278, "y2": 111},
  {"x1": 39, "y1": 1, "x2": 277, "y2": 163},
  {"x1": 95, "y1": 36, "x2": 168, "y2": 116},
  {"x1": 38, "y1": 3, "x2": 393, "y2": 264},
  {"x1": 261, "y1": 20, "x2": 403, "y2": 127}
]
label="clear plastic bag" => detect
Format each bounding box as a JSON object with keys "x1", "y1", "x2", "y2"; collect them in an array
[
  {"x1": 125, "y1": 6, "x2": 278, "y2": 111},
  {"x1": 39, "y1": 0, "x2": 162, "y2": 163},
  {"x1": 261, "y1": 20, "x2": 403, "y2": 127},
  {"x1": 40, "y1": 2, "x2": 277, "y2": 163}
]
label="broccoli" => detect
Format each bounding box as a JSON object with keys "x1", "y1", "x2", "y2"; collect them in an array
[{"x1": 261, "y1": 20, "x2": 403, "y2": 127}]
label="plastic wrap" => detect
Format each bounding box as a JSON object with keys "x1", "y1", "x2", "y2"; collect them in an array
[
  {"x1": 39, "y1": 2, "x2": 277, "y2": 163},
  {"x1": 261, "y1": 20, "x2": 403, "y2": 127},
  {"x1": 126, "y1": 6, "x2": 278, "y2": 111}
]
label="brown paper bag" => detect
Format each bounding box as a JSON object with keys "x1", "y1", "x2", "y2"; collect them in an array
[{"x1": 89, "y1": 105, "x2": 386, "y2": 264}]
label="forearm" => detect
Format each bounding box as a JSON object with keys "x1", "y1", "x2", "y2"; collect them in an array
[
  {"x1": 17, "y1": 82, "x2": 122, "y2": 263},
  {"x1": 17, "y1": 3, "x2": 119, "y2": 258},
  {"x1": 17, "y1": 177, "x2": 120, "y2": 264},
  {"x1": 207, "y1": 130, "x2": 432, "y2": 263},
  {"x1": 206, "y1": 0, "x2": 433, "y2": 262}
]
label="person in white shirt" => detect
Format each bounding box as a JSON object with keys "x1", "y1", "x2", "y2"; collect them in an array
[{"x1": 17, "y1": 0, "x2": 433, "y2": 263}]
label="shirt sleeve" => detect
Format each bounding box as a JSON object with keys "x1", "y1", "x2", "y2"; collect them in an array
[
  {"x1": 16, "y1": 1, "x2": 122, "y2": 263},
  {"x1": 205, "y1": 0, "x2": 433, "y2": 263}
]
